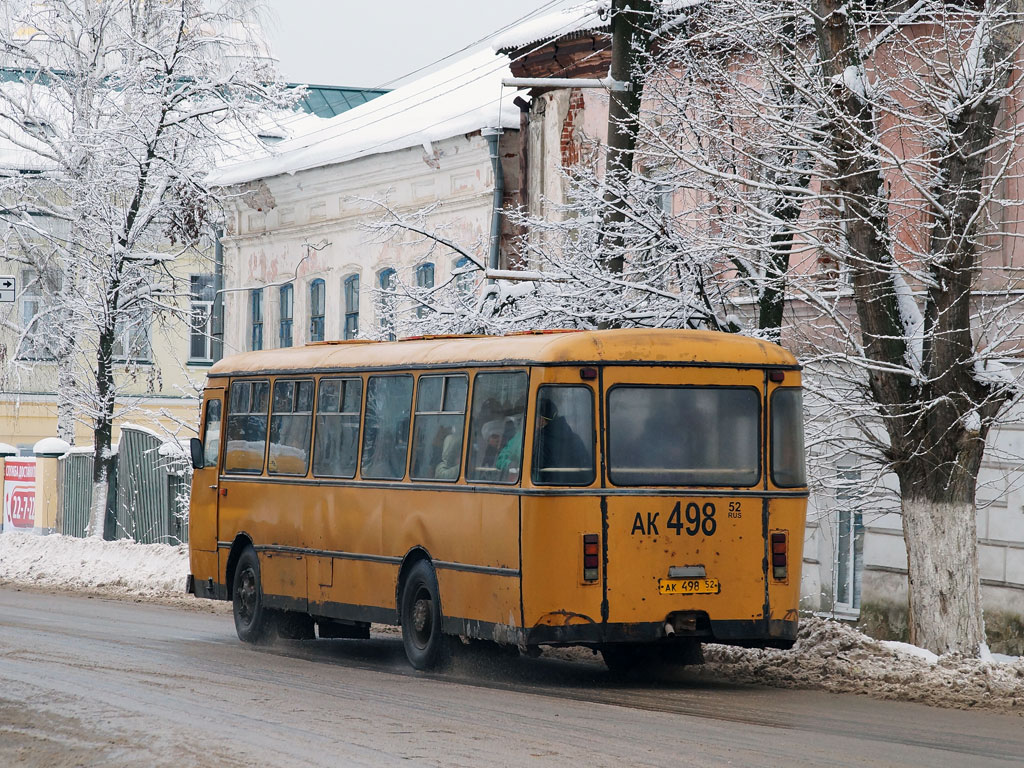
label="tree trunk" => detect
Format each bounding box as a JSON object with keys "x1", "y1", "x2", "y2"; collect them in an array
[
  {"x1": 88, "y1": 321, "x2": 116, "y2": 539},
  {"x1": 600, "y1": 0, "x2": 654, "y2": 278},
  {"x1": 898, "y1": 452, "x2": 986, "y2": 655},
  {"x1": 56, "y1": 355, "x2": 76, "y2": 444},
  {"x1": 899, "y1": 497, "x2": 985, "y2": 655}
]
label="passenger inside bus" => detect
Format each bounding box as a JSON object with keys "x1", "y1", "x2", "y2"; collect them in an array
[
  {"x1": 434, "y1": 433, "x2": 461, "y2": 479},
  {"x1": 532, "y1": 398, "x2": 588, "y2": 478}
]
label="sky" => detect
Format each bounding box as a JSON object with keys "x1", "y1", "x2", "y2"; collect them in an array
[{"x1": 264, "y1": 0, "x2": 580, "y2": 88}]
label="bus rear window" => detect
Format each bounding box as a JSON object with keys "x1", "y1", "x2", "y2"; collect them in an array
[
  {"x1": 608, "y1": 386, "x2": 759, "y2": 486},
  {"x1": 771, "y1": 388, "x2": 806, "y2": 487}
]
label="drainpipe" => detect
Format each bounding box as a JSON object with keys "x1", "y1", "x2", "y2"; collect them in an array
[
  {"x1": 213, "y1": 228, "x2": 224, "y2": 362},
  {"x1": 482, "y1": 127, "x2": 504, "y2": 276}
]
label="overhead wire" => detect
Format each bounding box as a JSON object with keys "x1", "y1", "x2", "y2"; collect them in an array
[
  {"x1": 262, "y1": 0, "x2": 576, "y2": 136},
  {"x1": 368, "y1": 0, "x2": 571, "y2": 89}
]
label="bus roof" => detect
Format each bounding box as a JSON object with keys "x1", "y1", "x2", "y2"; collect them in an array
[{"x1": 208, "y1": 329, "x2": 798, "y2": 377}]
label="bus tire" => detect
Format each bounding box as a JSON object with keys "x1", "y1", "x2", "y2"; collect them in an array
[
  {"x1": 600, "y1": 643, "x2": 645, "y2": 675},
  {"x1": 232, "y1": 546, "x2": 274, "y2": 644},
  {"x1": 399, "y1": 560, "x2": 452, "y2": 671},
  {"x1": 601, "y1": 640, "x2": 703, "y2": 675}
]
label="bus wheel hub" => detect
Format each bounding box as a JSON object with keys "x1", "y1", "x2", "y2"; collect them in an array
[{"x1": 412, "y1": 599, "x2": 430, "y2": 633}]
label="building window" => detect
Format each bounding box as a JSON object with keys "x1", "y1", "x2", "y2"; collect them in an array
[
  {"x1": 18, "y1": 269, "x2": 53, "y2": 361},
  {"x1": 112, "y1": 311, "x2": 152, "y2": 363},
  {"x1": 279, "y1": 283, "x2": 294, "y2": 348},
  {"x1": 453, "y1": 256, "x2": 474, "y2": 297},
  {"x1": 377, "y1": 268, "x2": 396, "y2": 341},
  {"x1": 309, "y1": 278, "x2": 325, "y2": 342},
  {"x1": 343, "y1": 274, "x2": 359, "y2": 340},
  {"x1": 415, "y1": 262, "x2": 434, "y2": 318},
  {"x1": 189, "y1": 274, "x2": 215, "y2": 362},
  {"x1": 834, "y1": 468, "x2": 864, "y2": 612},
  {"x1": 250, "y1": 288, "x2": 263, "y2": 351}
]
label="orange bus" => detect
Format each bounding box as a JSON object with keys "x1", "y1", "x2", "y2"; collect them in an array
[{"x1": 187, "y1": 329, "x2": 807, "y2": 671}]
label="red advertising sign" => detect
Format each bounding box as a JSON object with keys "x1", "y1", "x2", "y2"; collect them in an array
[{"x1": 3, "y1": 459, "x2": 37, "y2": 532}]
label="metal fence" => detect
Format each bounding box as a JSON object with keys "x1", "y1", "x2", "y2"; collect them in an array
[
  {"x1": 57, "y1": 428, "x2": 191, "y2": 544},
  {"x1": 57, "y1": 451, "x2": 117, "y2": 539}
]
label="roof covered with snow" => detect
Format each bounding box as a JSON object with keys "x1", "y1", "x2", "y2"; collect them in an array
[
  {"x1": 208, "y1": 48, "x2": 522, "y2": 187},
  {"x1": 493, "y1": 1, "x2": 611, "y2": 52}
]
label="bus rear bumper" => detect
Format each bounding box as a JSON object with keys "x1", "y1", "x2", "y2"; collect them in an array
[{"x1": 525, "y1": 617, "x2": 798, "y2": 650}]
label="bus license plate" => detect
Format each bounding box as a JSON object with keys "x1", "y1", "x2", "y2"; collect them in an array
[{"x1": 658, "y1": 577, "x2": 720, "y2": 595}]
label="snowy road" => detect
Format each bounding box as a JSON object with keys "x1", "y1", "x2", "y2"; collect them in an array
[{"x1": 0, "y1": 588, "x2": 1020, "y2": 767}]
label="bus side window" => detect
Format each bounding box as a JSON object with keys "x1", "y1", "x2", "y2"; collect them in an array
[
  {"x1": 361, "y1": 375, "x2": 413, "y2": 480},
  {"x1": 313, "y1": 378, "x2": 363, "y2": 478},
  {"x1": 532, "y1": 385, "x2": 595, "y2": 486},
  {"x1": 224, "y1": 380, "x2": 270, "y2": 473},
  {"x1": 202, "y1": 398, "x2": 222, "y2": 468},
  {"x1": 410, "y1": 374, "x2": 467, "y2": 481},
  {"x1": 466, "y1": 371, "x2": 528, "y2": 484},
  {"x1": 268, "y1": 379, "x2": 314, "y2": 476}
]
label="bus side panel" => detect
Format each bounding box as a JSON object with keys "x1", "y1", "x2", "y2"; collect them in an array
[
  {"x1": 259, "y1": 551, "x2": 308, "y2": 611},
  {"x1": 520, "y1": 495, "x2": 604, "y2": 636},
  {"x1": 320, "y1": 560, "x2": 398, "y2": 618},
  {"x1": 218, "y1": 478, "x2": 307, "y2": 610},
  {"x1": 387, "y1": 487, "x2": 521, "y2": 630},
  {"x1": 767, "y1": 496, "x2": 807, "y2": 623},
  {"x1": 435, "y1": 570, "x2": 522, "y2": 637},
  {"x1": 308, "y1": 484, "x2": 389, "y2": 615}
]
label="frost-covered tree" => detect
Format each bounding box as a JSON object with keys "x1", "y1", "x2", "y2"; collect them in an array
[
  {"x1": 804, "y1": 0, "x2": 1024, "y2": 655},
  {"x1": 366, "y1": 1, "x2": 1024, "y2": 656},
  {"x1": 0, "y1": 0, "x2": 294, "y2": 537}
]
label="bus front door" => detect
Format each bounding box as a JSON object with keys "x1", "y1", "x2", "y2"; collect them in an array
[{"x1": 189, "y1": 388, "x2": 224, "y2": 594}]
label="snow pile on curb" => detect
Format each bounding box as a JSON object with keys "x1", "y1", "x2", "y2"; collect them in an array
[
  {"x1": 0, "y1": 532, "x2": 188, "y2": 600},
  {"x1": 698, "y1": 616, "x2": 1024, "y2": 714}
]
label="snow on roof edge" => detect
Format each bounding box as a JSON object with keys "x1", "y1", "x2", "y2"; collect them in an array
[
  {"x1": 208, "y1": 48, "x2": 521, "y2": 187},
  {"x1": 492, "y1": 1, "x2": 611, "y2": 52}
]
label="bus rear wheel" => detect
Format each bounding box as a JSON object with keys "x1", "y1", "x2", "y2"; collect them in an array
[
  {"x1": 233, "y1": 546, "x2": 274, "y2": 644},
  {"x1": 601, "y1": 640, "x2": 703, "y2": 675},
  {"x1": 399, "y1": 560, "x2": 452, "y2": 670}
]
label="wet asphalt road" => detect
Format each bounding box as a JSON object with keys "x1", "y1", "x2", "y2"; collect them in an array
[{"x1": 0, "y1": 587, "x2": 1021, "y2": 767}]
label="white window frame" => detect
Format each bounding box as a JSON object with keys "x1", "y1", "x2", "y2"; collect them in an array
[
  {"x1": 833, "y1": 468, "x2": 864, "y2": 615},
  {"x1": 189, "y1": 275, "x2": 216, "y2": 363}
]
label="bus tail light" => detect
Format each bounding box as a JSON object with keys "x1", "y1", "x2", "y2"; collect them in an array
[
  {"x1": 583, "y1": 534, "x2": 599, "y2": 581},
  {"x1": 771, "y1": 531, "x2": 788, "y2": 580}
]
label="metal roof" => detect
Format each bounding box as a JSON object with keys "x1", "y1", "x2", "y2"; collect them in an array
[
  {"x1": 289, "y1": 84, "x2": 389, "y2": 119},
  {"x1": 208, "y1": 329, "x2": 799, "y2": 378}
]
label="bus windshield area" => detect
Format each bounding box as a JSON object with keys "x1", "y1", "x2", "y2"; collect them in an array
[{"x1": 607, "y1": 386, "x2": 760, "y2": 486}]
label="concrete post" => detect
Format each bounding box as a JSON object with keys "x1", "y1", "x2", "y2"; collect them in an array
[{"x1": 33, "y1": 438, "x2": 70, "y2": 535}]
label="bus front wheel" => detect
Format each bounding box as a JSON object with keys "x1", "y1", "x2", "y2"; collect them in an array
[
  {"x1": 399, "y1": 560, "x2": 452, "y2": 670},
  {"x1": 232, "y1": 546, "x2": 274, "y2": 644}
]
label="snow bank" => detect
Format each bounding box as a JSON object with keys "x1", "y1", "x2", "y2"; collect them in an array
[
  {"x1": 0, "y1": 532, "x2": 187, "y2": 601},
  {"x1": 698, "y1": 616, "x2": 1024, "y2": 714}
]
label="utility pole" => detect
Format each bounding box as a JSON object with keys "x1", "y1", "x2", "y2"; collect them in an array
[{"x1": 601, "y1": 0, "x2": 655, "y2": 277}]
